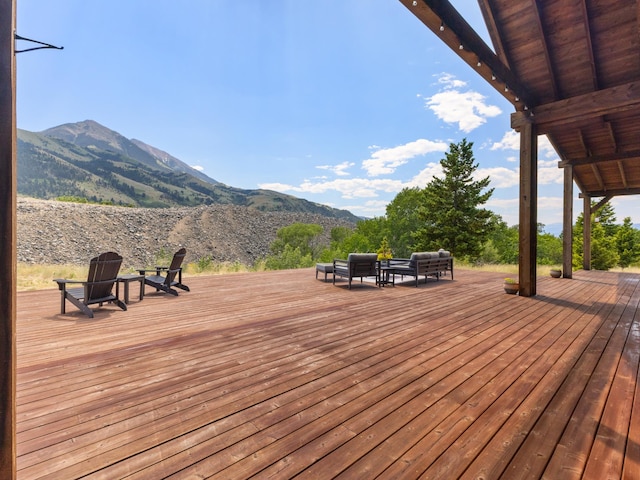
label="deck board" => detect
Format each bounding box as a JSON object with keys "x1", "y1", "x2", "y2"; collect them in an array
[{"x1": 16, "y1": 268, "x2": 640, "y2": 479}]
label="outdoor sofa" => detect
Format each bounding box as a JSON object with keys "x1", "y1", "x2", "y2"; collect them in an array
[{"x1": 387, "y1": 250, "x2": 453, "y2": 287}]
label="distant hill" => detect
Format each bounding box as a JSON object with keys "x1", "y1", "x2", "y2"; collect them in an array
[{"x1": 17, "y1": 120, "x2": 359, "y2": 222}]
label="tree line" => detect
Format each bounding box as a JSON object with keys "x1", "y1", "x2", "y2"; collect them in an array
[{"x1": 265, "y1": 139, "x2": 640, "y2": 271}]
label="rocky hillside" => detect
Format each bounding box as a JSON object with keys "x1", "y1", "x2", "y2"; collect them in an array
[{"x1": 17, "y1": 197, "x2": 356, "y2": 268}]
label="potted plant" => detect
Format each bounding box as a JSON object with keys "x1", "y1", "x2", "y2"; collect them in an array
[
  {"x1": 550, "y1": 268, "x2": 562, "y2": 278},
  {"x1": 376, "y1": 236, "x2": 393, "y2": 265},
  {"x1": 503, "y1": 277, "x2": 519, "y2": 294}
]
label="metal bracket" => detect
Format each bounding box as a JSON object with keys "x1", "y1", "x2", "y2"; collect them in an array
[{"x1": 15, "y1": 33, "x2": 63, "y2": 54}]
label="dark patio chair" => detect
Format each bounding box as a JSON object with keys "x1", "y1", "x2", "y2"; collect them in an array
[
  {"x1": 332, "y1": 253, "x2": 380, "y2": 289},
  {"x1": 138, "y1": 247, "x2": 190, "y2": 296},
  {"x1": 54, "y1": 251, "x2": 127, "y2": 318}
]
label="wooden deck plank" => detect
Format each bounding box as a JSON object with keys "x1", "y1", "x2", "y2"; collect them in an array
[
  {"x1": 499, "y1": 276, "x2": 638, "y2": 479},
  {"x1": 15, "y1": 268, "x2": 640, "y2": 479}
]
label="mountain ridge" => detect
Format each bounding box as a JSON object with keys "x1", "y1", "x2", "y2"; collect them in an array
[{"x1": 17, "y1": 120, "x2": 359, "y2": 222}]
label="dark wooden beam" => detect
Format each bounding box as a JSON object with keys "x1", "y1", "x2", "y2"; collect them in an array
[
  {"x1": 512, "y1": 81, "x2": 640, "y2": 131},
  {"x1": 579, "y1": 0, "x2": 599, "y2": 92},
  {"x1": 592, "y1": 195, "x2": 614, "y2": 214},
  {"x1": 398, "y1": 0, "x2": 536, "y2": 108},
  {"x1": 583, "y1": 196, "x2": 591, "y2": 270},
  {"x1": 563, "y1": 165, "x2": 573, "y2": 279},
  {"x1": 519, "y1": 120, "x2": 537, "y2": 297},
  {"x1": 0, "y1": 1, "x2": 16, "y2": 477},
  {"x1": 618, "y1": 161, "x2": 628, "y2": 189},
  {"x1": 558, "y1": 149, "x2": 640, "y2": 167},
  {"x1": 579, "y1": 187, "x2": 640, "y2": 198},
  {"x1": 476, "y1": 0, "x2": 509, "y2": 68},
  {"x1": 590, "y1": 163, "x2": 605, "y2": 191},
  {"x1": 526, "y1": 0, "x2": 560, "y2": 100}
]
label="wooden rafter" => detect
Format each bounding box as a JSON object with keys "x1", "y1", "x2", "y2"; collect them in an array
[
  {"x1": 577, "y1": 129, "x2": 590, "y2": 157},
  {"x1": 398, "y1": 0, "x2": 535, "y2": 108},
  {"x1": 591, "y1": 163, "x2": 605, "y2": 191},
  {"x1": 527, "y1": 0, "x2": 560, "y2": 100},
  {"x1": 606, "y1": 121, "x2": 618, "y2": 152},
  {"x1": 617, "y1": 161, "x2": 629, "y2": 188},
  {"x1": 579, "y1": 0, "x2": 599, "y2": 91},
  {"x1": 476, "y1": 0, "x2": 509, "y2": 67}
]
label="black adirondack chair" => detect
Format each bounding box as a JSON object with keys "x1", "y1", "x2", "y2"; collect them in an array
[
  {"x1": 138, "y1": 247, "x2": 190, "y2": 296},
  {"x1": 54, "y1": 251, "x2": 127, "y2": 318}
]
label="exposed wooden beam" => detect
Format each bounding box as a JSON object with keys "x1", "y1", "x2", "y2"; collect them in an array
[
  {"x1": 579, "y1": 0, "x2": 599, "y2": 92},
  {"x1": 527, "y1": 0, "x2": 560, "y2": 100},
  {"x1": 591, "y1": 163, "x2": 605, "y2": 191},
  {"x1": 398, "y1": 0, "x2": 536, "y2": 108},
  {"x1": 605, "y1": 121, "x2": 617, "y2": 153},
  {"x1": 476, "y1": 0, "x2": 509, "y2": 68},
  {"x1": 577, "y1": 129, "x2": 590, "y2": 157},
  {"x1": 559, "y1": 149, "x2": 640, "y2": 167},
  {"x1": 512, "y1": 81, "x2": 640, "y2": 131},
  {"x1": 0, "y1": 1, "x2": 16, "y2": 477},
  {"x1": 580, "y1": 187, "x2": 640, "y2": 198},
  {"x1": 618, "y1": 161, "x2": 628, "y2": 188},
  {"x1": 591, "y1": 195, "x2": 614, "y2": 214}
]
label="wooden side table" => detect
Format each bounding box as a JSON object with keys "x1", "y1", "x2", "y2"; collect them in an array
[{"x1": 117, "y1": 274, "x2": 144, "y2": 304}]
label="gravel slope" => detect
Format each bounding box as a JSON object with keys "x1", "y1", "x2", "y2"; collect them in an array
[{"x1": 17, "y1": 197, "x2": 356, "y2": 268}]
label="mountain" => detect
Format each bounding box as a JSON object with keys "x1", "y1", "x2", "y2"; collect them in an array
[
  {"x1": 41, "y1": 120, "x2": 219, "y2": 185},
  {"x1": 17, "y1": 120, "x2": 359, "y2": 221}
]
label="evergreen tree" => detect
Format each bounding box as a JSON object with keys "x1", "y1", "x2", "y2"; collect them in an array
[
  {"x1": 413, "y1": 139, "x2": 494, "y2": 259},
  {"x1": 616, "y1": 217, "x2": 640, "y2": 268}
]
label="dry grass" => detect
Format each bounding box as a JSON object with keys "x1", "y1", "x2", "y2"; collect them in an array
[
  {"x1": 16, "y1": 261, "x2": 259, "y2": 292},
  {"x1": 16, "y1": 261, "x2": 640, "y2": 292}
]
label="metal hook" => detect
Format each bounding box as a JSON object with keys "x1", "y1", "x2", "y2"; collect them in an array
[{"x1": 15, "y1": 33, "x2": 63, "y2": 54}]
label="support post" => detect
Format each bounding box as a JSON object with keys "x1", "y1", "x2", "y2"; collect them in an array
[
  {"x1": 583, "y1": 195, "x2": 591, "y2": 270},
  {"x1": 562, "y1": 165, "x2": 573, "y2": 278},
  {"x1": 0, "y1": 0, "x2": 17, "y2": 478},
  {"x1": 518, "y1": 119, "x2": 538, "y2": 297}
]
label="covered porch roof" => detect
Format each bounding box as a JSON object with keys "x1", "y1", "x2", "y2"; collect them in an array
[{"x1": 399, "y1": 0, "x2": 640, "y2": 295}]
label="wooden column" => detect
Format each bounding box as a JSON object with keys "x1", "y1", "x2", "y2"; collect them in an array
[
  {"x1": 0, "y1": 0, "x2": 16, "y2": 478},
  {"x1": 583, "y1": 195, "x2": 591, "y2": 270},
  {"x1": 562, "y1": 165, "x2": 573, "y2": 278},
  {"x1": 518, "y1": 119, "x2": 538, "y2": 297}
]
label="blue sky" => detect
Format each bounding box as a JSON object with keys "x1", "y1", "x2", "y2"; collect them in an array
[{"x1": 16, "y1": 1, "x2": 638, "y2": 229}]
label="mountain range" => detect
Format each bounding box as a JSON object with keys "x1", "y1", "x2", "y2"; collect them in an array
[{"x1": 17, "y1": 120, "x2": 359, "y2": 221}]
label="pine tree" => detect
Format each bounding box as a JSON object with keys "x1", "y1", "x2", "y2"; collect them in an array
[
  {"x1": 616, "y1": 217, "x2": 640, "y2": 268},
  {"x1": 413, "y1": 139, "x2": 494, "y2": 259}
]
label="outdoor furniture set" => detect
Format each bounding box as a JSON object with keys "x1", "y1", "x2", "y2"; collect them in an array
[
  {"x1": 54, "y1": 247, "x2": 189, "y2": 318},
  {"x1": 321, "y1": 250, "x2": 453, "y2": 289}
]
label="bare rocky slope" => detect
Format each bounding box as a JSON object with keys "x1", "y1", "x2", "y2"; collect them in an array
[{"x1": 17, "y1": 197, "x2": 357, "y2": 268}]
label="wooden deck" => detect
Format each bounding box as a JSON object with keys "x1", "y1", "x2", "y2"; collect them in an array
[{"x1": 16, "y1": 268, "x2": 640, "y2": 479}]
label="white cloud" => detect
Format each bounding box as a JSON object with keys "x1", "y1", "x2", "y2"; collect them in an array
[
  {"x1": 491, "y1": 131, "x2": 560, "y2": 160},
  {"x1": 426, "y1": 74, "x2": 502, "y2": 132},
  {"x1": 191, "y1": 165, "x2": 205, "y2": 172},
  {"x1": 259, "y1": 177, "x2": 404, "y2": 200},
  {"x1": 362, "y1": 139, "x2": 448, "y2": 176},
  {"x1": 477, "y1": 166, "x2": 520, "y2": 188},
  {"x1": 316, "y1": 161, "x2": 354, "y2": 176},
  {"x1": 407, "y1": 162, "x2": 444, "y2": 188},
  {"x1": 437, "y1": 72, "x2": 467, "y2": 89},
  {"x1": 491, "y1": 130, "x2": 519, "y2": 151}
]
